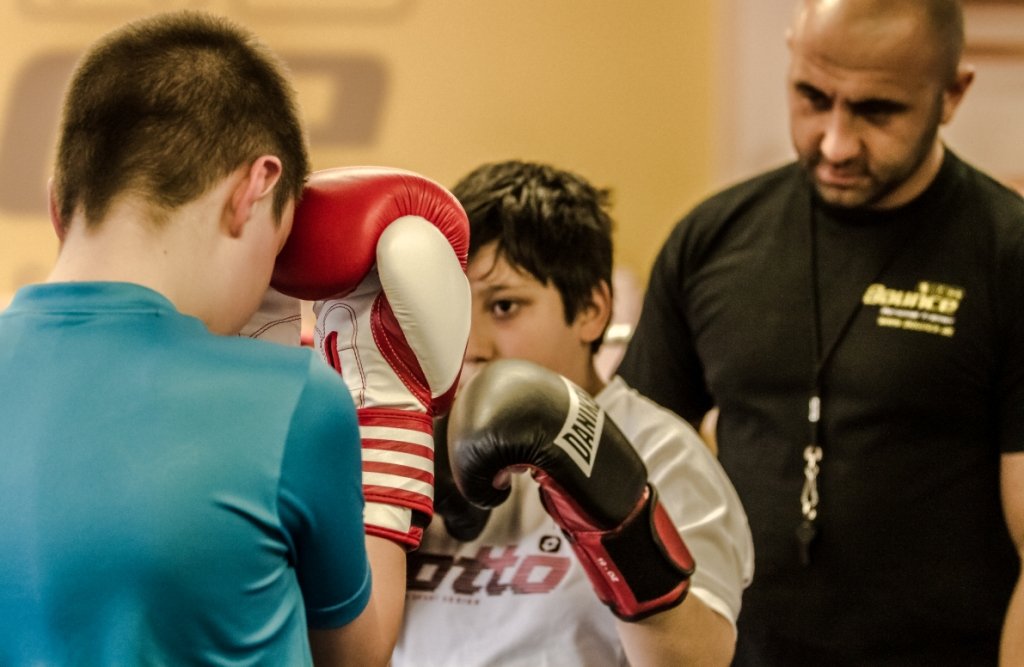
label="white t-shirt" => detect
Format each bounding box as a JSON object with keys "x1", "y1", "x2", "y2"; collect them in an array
[{"x1": 393, "y1": 375, "x2": 754, "y2": 667}]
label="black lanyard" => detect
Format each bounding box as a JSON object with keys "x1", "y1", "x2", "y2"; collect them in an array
[{"x1": 797, "y1": 191, "x2": 923, "y2": 566}]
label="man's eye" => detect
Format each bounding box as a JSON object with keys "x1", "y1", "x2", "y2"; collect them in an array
[
  {"x1": 853, "y1": 102, "x2": 903, "y2": 124},
  {"x1": 805, "y1": 91, "x2": 830, "y2": 112},
  {"x1": 795, "y1": 84, "x2": 830, "y2": 111}
]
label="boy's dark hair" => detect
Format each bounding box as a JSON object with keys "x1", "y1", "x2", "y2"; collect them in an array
[
  {"x1": 452, "y1": 160, "x2": 614, "y2": 351},
  {"x1": 54, "y1": 10, "x2": 308, "y2": 229}
]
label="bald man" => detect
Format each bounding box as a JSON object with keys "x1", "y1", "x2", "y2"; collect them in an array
[{"x1": 617, "y1": 0, "x2": 1024, "y2": 664}]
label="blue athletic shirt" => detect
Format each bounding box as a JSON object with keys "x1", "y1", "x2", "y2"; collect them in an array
[{"x1": 0, "y1": 282, "x2": 371, "y2": 666}]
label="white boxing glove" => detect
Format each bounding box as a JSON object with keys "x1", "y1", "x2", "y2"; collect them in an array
[
  {"x1": 272, "y1": 166, "x2": 470, "y2": 549},
  {"x1": 238, "y1": 287, "x2": 302, "y2": 346}
]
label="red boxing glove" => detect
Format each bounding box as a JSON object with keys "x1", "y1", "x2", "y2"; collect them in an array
[
  {"x1": 447, "y1": 359, "x2": 695, "y2": 621},
  {"x1": 272, "y1": 166, "x2": 471, "y2": 550}
]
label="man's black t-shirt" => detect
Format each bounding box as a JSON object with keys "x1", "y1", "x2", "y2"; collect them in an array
[{"x1": 618, "y1": 151, "x2": 1024, "y2": 664}]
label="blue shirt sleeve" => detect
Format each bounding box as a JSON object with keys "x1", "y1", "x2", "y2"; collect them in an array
[{"x1": 278, "y1": 356, "x2": 371, "y2": 628}]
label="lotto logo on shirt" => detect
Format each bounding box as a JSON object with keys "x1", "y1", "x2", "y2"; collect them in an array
[
  {"x1": 406, "y1": 542, "x2": 572, "y2": 603},
  {"x1": 862, "y1": 281, "x2": 964, "y2": 338}
]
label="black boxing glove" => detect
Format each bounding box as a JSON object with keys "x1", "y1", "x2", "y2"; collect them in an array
[{"x1": 447, "y1": 358, "x2": 695, "y2": 621}]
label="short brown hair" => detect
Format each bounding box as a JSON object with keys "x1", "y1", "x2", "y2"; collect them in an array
[
  {"x1": 53, "y1": 10, "x2": 308, "y2": 228},
  {"x1": 453, "y1": 160, "x2": 615, "y2": 352}
]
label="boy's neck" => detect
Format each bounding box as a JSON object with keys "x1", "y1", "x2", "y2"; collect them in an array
[{"x1": 47, "y1": 194, "x2": 224, "y2": 330}]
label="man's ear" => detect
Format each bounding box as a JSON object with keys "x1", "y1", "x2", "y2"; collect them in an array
[
  {"x1": 226, "y1": 155, "x2": 284, "y2": 238},
  {"x1": 577, "y1": 279, "x2": 613, "y2": 346},
  {"x1": 47, "y1": 178, "x2": 67, "y2": 243},
  {"x1": 941, "y1": 64, "x2": 975, "y2": 125}
]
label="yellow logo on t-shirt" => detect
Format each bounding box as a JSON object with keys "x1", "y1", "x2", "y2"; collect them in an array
[{"x1": 862, "y1": 281, "x2": 964, "y2": 338}]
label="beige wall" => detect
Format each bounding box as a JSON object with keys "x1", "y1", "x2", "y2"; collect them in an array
[{"x1": 0, "y1": 1, "x2": 717, "y2": 306}]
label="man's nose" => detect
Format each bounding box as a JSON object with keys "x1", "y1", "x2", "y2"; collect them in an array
[{"x1": 819, "y1": 108, "x2": 861, "y2": 165}]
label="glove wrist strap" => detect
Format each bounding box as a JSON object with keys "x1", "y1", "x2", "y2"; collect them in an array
[
  {"x1": 359, "y1": 408, "x2": 434, "y2": 550},
  {"x1": 549, "y1": 484, "x2": 695, "y2": 621}
]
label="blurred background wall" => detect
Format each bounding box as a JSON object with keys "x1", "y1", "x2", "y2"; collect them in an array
[
  {"x1": 0, "y1": 0, "x2": 718, "y2": 308},
  {"x1": 1, "y1": 0, "x2": 1021, "y2": 311}
]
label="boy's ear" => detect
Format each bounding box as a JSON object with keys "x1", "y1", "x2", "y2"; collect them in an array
[
  {"x1": 47, "y1": 178, "x2": 67, "y2": 243},
  {"x1": 577, "y1": 279, "x2": 613, "y2": 346},
  {"x1": 225, "y1": 155, "x2": 283, "y2": 238}
]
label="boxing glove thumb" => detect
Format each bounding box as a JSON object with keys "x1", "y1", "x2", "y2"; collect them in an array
[
  {"x1": 237, "y1": 287, "x2": 302, "y2": 346},
  {"x1": 433, "y1": 413, "x2": 491, "y2": 541}
]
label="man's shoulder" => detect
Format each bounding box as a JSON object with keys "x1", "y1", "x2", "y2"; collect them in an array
[
  {"x1": 950, "y1": 152, "x2": 1024, "y2": 216},
  {"x1": 943, "y1": 152, "x2": 1024, "y2": 253},
  {"x1": 654, "y1": 162, "x2": 805, "y2": 265},
  {"x1": 691, "y1": 162, "x2": 803, "y2": 217},
  {"x1": 716, "y1": 161, "x2": 802, "y2": 196}
]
